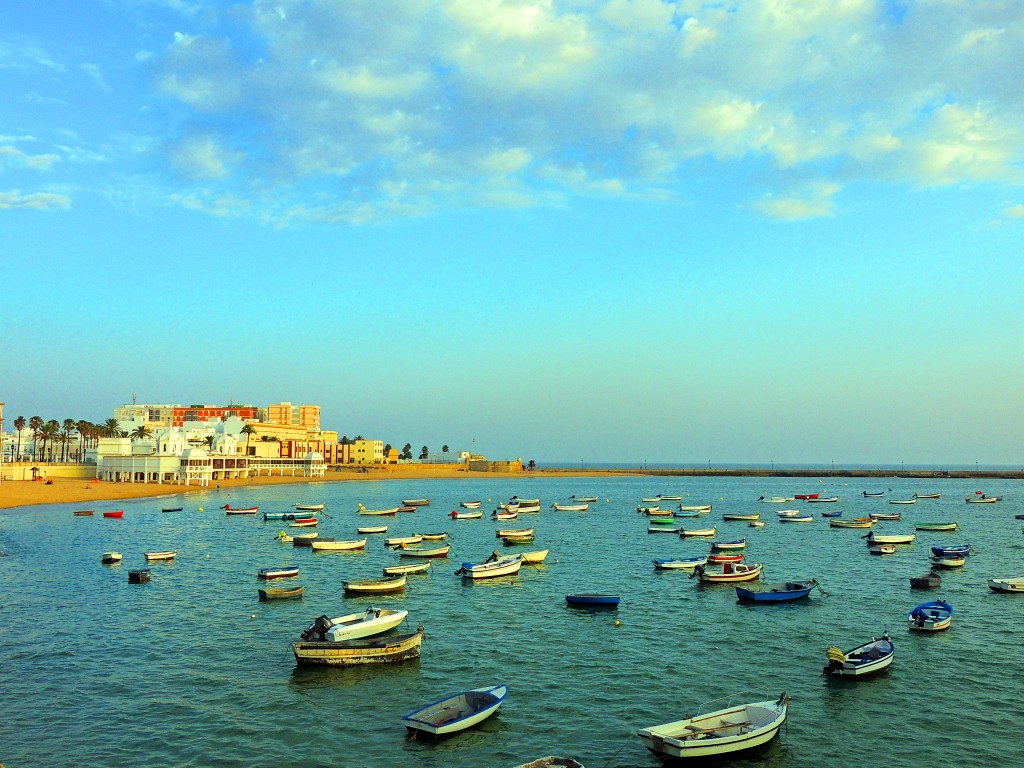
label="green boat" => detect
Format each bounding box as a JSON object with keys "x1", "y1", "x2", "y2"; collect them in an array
[
  {"x1": 648, "y1": 517, "x2": 676, "y2": 525},
  {"x1": 915, "y1": 522, "x2": 958, "y2": 532}
]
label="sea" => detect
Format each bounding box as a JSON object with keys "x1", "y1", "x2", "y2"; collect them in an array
[{"x1": 0, "y1": 474, "x2": 1020, "y2": 768}]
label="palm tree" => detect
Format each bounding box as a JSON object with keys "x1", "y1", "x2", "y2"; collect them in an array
[
  {"x1": 240, "y1": 424, "x2": 256, "y2": 455},
  {"x1": 131, "y1": 425, "x2": 153, "y2": 441},
  {"x1": 29, "y1": 416, "x2": 43, "y2": 460},
  {"x1": 60, "y1": 419, "x2": 76, "y2": 462},
  {"x1": 419, "y1": 445, "x2": 429, "y2": 460},
  {"x1": 203, "y1": 435, "x2": 215, "y2": 452},
  {"x1": 14, "y1": 416, "x2": 25, "y2": 461},
  {"x1": 103, "y1": 418, "x2": 121, "y2": 437},
  {"x1": 76, "y1": 420, "x2": 91, "y2": 461},
  {"x1": 401, "y1": 443, "x2": 412, "y2": 460},
  {"x1": 40, "y1": 420, "x2": 60, "y2": 462}
]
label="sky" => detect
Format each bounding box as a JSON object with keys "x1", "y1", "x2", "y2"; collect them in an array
[{"x1": 2, "y1": 0, "x2": 1023, "y2": 466}]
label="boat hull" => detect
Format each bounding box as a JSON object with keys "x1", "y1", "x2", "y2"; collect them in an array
[
  {"x1": 565, "y1": 594, "x2": 620, "y2": 607},
  {"x1": 402, "y1": 683, "x2": 507, "y2": 736},
  {"x1": 292, "y1": 627, "x2": 423, "y2": 666},
  {"x1": 259, "y1": 586, "x2": 304, "y2": 600}
]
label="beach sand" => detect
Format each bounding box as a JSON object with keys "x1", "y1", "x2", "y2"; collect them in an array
[{"x1": 0, "y1": 466, "x2": 526, "y2": 511}]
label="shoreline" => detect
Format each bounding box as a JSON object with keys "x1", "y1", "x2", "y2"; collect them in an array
[{"x1": 1, "y1": 465, "x2": 1019, "y2": 511}]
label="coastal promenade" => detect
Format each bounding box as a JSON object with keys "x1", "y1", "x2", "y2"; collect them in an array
[{"x1": 1, "y1": 463, "x2": 1019, "y2": 510}]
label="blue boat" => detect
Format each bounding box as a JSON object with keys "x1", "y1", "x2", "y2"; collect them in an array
[
  {"x1": 565, "y1": 594, "x2": 620, "y2": 607},
  {"x1": 709, "y1": 538, "x2": 747, "y2": 551},
  {"x1": 820, "y1": 511, "x2": 843, "y2": 518},
  {"x1": 736, "y1": 579, "x2": 819, "y2": 603},
  {"x1": 908, "y1": 599, "x2": 953, "y2": 631},
  {"x1": 931, "y1": 544, "x2": 970, "y2": 557},
  {"x1": 263, "y1": 512, "x2": 302, "y2": 521}
]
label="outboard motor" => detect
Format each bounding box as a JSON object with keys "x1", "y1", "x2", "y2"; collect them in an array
[{"x1": 301, "y1": 615, "x2": 333, "y2": 641}]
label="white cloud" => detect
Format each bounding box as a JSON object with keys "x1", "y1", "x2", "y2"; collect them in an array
[
  {"x1": 0, "y1": 145, "x2": 60, "y2": 170},
  {"x1": 1003, "y1": 203, "x2": 1024, "y2": 219},
  {"x1": 0, "y1": 191, "x2": 71, "y2": 209},
  {"x1": 752, "y1": 182, "x2": 840, "y2": 221},
  {"x1": 148, "y1": 0, "x2": 1024, "y2": 222}
]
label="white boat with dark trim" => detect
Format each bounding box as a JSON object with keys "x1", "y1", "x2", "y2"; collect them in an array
[
  {"x1": 653, "y1": 556, "x2": 708, "y2": 571},
  {"x1": 300, "y1": 607, "x2": 408, "y2": 642},
  {"x1": 402, "y1": 683, "x2": 508, "y2": 736},
  {"x1": 456, "y1": 555, "x2": 524, "y2": 580},
  {"x1": 678, "y1": 526, "x2": 716, "y2": 538},
  {"x1": 865, "y1": 532, "x2": 916, "y2": 545},
  {"x1": 988, "y1": 577, "x2": 1024, "y2": 593},
  {"x1": 823, "y1": 633, "x2": 894, "y2": 678},
  {"x1": 311, "y1": 538, "x2": 367, "y2": 552},
  {"x1": 552, "y1": 503, "x2": 589, "y2": 511},
  {"x1": 637, "y1": 691, "x2": 789, "y2": 759},
  {"x1": 692, "y1": 562, "x2": 762, "y2": 583}
]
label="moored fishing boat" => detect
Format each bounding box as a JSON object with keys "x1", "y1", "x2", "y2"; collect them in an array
[
  {"x1": 987, "y1": 577, "x2": 1024, "y2": 593},
  {"x1": 913, "y1": 492, "x2": 941, "y2": 499},
  {"x1": 292, "y1": 624, "x2": 424, "y2": 666},
  {"x1": 456, "y1": 555, "x2": 523, "y2": 580},
  {"x1": 501, "y1": 534, "x2": 535, "y2": 545},
  {"x1": 865, "y1": 531, "x2": 916, "y2": 545},
  {"x1": 551, "y1": 503, "x2": 589, "y2": 511},
  {"x1": 869, "y1": 544, "x2": 896, "y2": 555},
  {"x1": 128, "y1": 569, "x2": 150, "y2": 583},
  {"x1": 776, "y1": 509, "x2": 801, "y2": 517},
  {"x1": 295, "y1": 503, "x2": 325, "y2": 511},
  {"x1": 870, "y1": 512, "x2": 902, "y2": 520},
  {"x1": 311, "y1": 538, "x2": 367, "y2": 552},
  {"x1": 966, "y1": 494, "x2": 1001, "y2": 503},
  {"x1": 258, "y1": 566, "x2": 299, "y2": 579},
  {"x1": 259, "y1": 585, "x2": 305, "y2": 600},
  {"x1": 707, "y1": 553, "x2": 743, "y2": 564},
  {"x1": 144, "y1": 550, "x2": 177, "y2": 561},
  {"x1": 806, "y1": 496, "x2": 839, "y2": 503},
  {"x1": 385, "y1": 535, "x2": 423, "y2": 548},
  {"x1": 402, "y1": 683, "x2": 508, "y2": 736},
  {"x1": 636, "y1": 505, "x2": 662, "y2": 514},
  {"x1": 910, "y1": 571, "x2": 941, "y2": 589},
  {"x1": 300, "y1": 607, "x2": 409, "y2": 642},
  {"x1": 510, "y1": 497, "x2": 540, "y2": 505},
  {"x1": 289, "y1": 519, "x2": 318, "y2": 528},
  {"x1": 102, "y1": 510, "x2": 124, "y2": 519},
  {"x1": 653, "y1": 556, "x2": 708, "y2": 571},
  {"x1": 565, "y1": 594, "x2": 620, "y2": 607},
  {"x1": 929, "y1": 554, "x2": 966, "y2": 568},
  {"x1": 736, "y1": 579, "x2": 819, "y2": 602},
  {"x1": 519, "y1": 549, "x2": 550, "y2": 564},
  {"x1": 74, "y1": 510, "x2": 95, "y2": 516},
  {"x1": 343, "y1": 574, "x2": 407, "y2": 594},
  {"x1": 749, "y1": 520, "x2": 766, "y2": 527},
  {"x1": 819, "y1": 510, "x2": 842, "y2": 518},
  {"x1": 931, "y1": 544, "x2": 970, "y2": 557},
  {"x1": 778, "y1": 514, "x2": 814, "y2": 523},
  {"x1": 830, "y1": 517, "x2": 874, "y2": 529},
  {"x1": 915, "y1": 522, "x2": 958, "y2": 531},
  {"x1": 823, "y1": 633, "x2": 893, "y2": 677},
  {"x1": 862, "y1": 491, "x2": 886, "y2": 498},
  {"x1": 637, "y1": 691, "x2": 789, "y2": 760},
  {"x1": 161, "y1": 507, "x2": 183, "y2": 513},
  {"x1": 692, "y1": 562, "x2": 763, "y2": 583},
  {"x1": 358, "y1": 505, "x2": 400, "y2": 516},
  {"x1": 889, "y1": 499, "x2": 916, "y2": 505},
  {"x1": 264, "y1": 512, "x2": 304, "y2": 520},
  {"x1": 648, "y1": 525, "x2": 679, "y2": 534},
  {"x1": 496, "y1": 527, "x2": 534, "y2": 538},
  {"x1": 794, "y1": 493, "x2": 819, "y2": 500},
  {"x1": 100, "y1": 551, "x2": 122, "y2": 564},
  {"x1": 449, "y1": 510, "x2": 483, "y2": 519},
  {"x1": 402, "y1": 499, "x2": 430, "y2": 507},
  {"x1": 908, "y1": 600, "x2": 952, "y2": 631},
  {"x1": 460, "y1": 501, "x2": 482, "y2": 509},
  {"x1": 710, "y1": 538, "x2": 747, "y2": 550},
  {"x1": 759, "y1": 496, "x2": 791, "y2": 503},
  {"x1": 722, "y1": 513, "x2": 759, "y2": 521},
  {"x1": 383, "y1": 561, "x2": 432, "y2": 576},
  {"x1": 678, "y1": 504, "x2": 712, "y2": 512},
  {"x1": 398, "y1": 544, "x2": 451, "y2": 558},
  {"x1": 572, "y1": 495, "x2": 600, "y2": 502},
  {"x1": 357, "y1": 524, "x2": 389, "y2": 534},
  {"x1": 679, "y1": 526, "x2": 716, "y2": 538},
  {"x1": 291, "y1": 532, "x2": 320, "y2": 546},
  {"x1": 492, "y1": 510, "x2": 519, "y2": 520},
  {"x1": 223, "y1": 505, "x2": 258, "y2": 514}
]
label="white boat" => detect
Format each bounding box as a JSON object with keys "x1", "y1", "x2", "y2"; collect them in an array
[
  {"x1": 492, "y1": 510, "x2": 519, "y2": 520},
  {"x1": 510, "y1": 497, "x2": 540, "y2": 505},
  {"x1": 776, "y1": 509, "x2": 802, "y2": 517},
  {"x1": 383, "y1": 561, "x2": 432, "y2": 576},
  {"x1": 930, "y1": 554, "x2": 966, "y2": 568},
  {"x1": 748, "y1": 521, "x2": 766, "y2": 528},
  {"x1": 460, "y1": 501, "x2": 482, "y2": 509},
  {"x1": 805, "y1": 496, "x2": 839, "y2": 503},
  {"x1": 289, "y1": 520, "x2": 318, "y2": 528},
  {"x1": 295, "y1": 503, "x2": 325, "y2": 511},
  {"x1": 869, "y1": 544, "x2": 896, "y2": 555},
  {"x1": 456, "y1": 555, "x2": 524, "y2": 579},
  {"x1": 679, "y1": 526, "x2": 716, "y2": 537},
  {"x1": 966, "y1": 495, "x2": 1001, "y2": 503},
  {"x1": 641, "y1": 497, "x2": 661, "y2": 503},
  {"x1": 496, "y1": 527, "x2": 534, "y2": 538},
  {"x1": 311, "y1": 538, "x2": 367, "y2": 552},
  {"x1": 778, "y1": 514, "x2": 814, "y2": 523},
  {"x1": 402, "y1": 684, "x2": 508, "y2": 736},
  {"x1": 759, "y1": 496, "x2": 791, "y2": 503},
  {"x1": 358, "y1": 506, "x2": 400, "y2": 516},
  {"x1": 385, "y1": 535, "x2": 423, "y2": 548},
  {"x1": 823, "y1": 633, "x2": 894, "y2": 678},
  {"x1": 692, "y1": 562, "x2": 763, "y2": 583},
  {"x1": 519, "y1": 549, "x2": 549, "y2": 564},
  {"x1": 637, "y1": 691, "x2": 789, "y2": 759},
  {"x1": 398, "y1": 544, "x2": 451, "y2": 558},
  {"x1": 144, "y1": 550, "x2": 177, "y2": 561},
  {"x1": 300, "y1": 607, "x2": 409, "y2": 642},
  {"x1": 572, "y1": 495, "x2": 600, "y2": 503},
  {"x1": 516, "y1": 504, "x2": 542, "y2": 513},
  {"x1": 865, "y1": 532, "x2": 916, "y2": 545},
  {"x1": 357, "y1": 524, "x2": 389, "y2": 534},
  {"x1": 636, "y1": 505, "x2": 661, "y2": 513},
  {"x1": 101, "y1": 551, "x2": 123, "y2": 564},
  {"x1": 889, "y1": 499, "x2": 917, "y2": 505},
  {"x1": 552, "y1": 503, "x2": 589, "y2": 511},
  {"x1": 648, "y1": 525, "x2": 679, "y2": 534},
  {"x1": 678, "y1": 504, "x2": 712, "y2": 512},
  {"x1": 343, "y1": 575, "x2": 407, "y2": 594},
  {"x1": 657, "y1": 495, "x2": 683, "y2": 501},
  {"x1": 988, "y1": 577, "x2": 1024, "y2": 593},
  {"x1": 449, "y1": 510, "x2": 483, "y2": 519},
  {"x1": 652, "y1": 556, "x2": 708, "y2": 571}
]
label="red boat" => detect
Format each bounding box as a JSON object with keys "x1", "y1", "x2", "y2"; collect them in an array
[
  {"x1": 708, "y1": 553, "x2": 744, "y2": 564},
  {"x1": 102, "y1": 510, "x2": 124, "y2": 519},
  {"x1": 794, "y1": 493, "x2": 820, "y2": 500}
]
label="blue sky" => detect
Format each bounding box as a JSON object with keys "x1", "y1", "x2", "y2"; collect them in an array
[{"x1": 2, "y1": 0, "x2": 1022, "y2": 465}]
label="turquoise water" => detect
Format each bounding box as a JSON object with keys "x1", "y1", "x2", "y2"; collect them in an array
[{"x1": 1, "y1": 475, "x2": 1021, "y2": 768}]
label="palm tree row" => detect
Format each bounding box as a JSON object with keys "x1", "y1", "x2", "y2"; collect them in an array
[{"x1": 6, "y1": 416, "x2": 129, "y2": 463}]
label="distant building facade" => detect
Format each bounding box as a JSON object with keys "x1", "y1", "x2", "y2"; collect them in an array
[{"x1": 264, "y1": 402, "x2": 320, "y2": 429}]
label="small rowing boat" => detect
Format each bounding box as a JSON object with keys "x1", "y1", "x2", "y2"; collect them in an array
[
  {"x1": 678, "y1": 526, "x2": 716, "y2": 538},
  {"x1": 915, "y1": 522, "x2": 958, "y2": 531},
  {"x1": 100, "y1": 551, "x2": 122, "y2": 564},
  {"x1": 383, "y1": 561, "x2": 432, "y2": 576},
  {"x1": 692, "y1": 562, "x2": 763, "y2": 583},
  {"x1": 357, "y1": 525, "x2": 389, "y2": 534},
  {"x1": 102, "y1": 510, "x2": 124, "y2": 519},
  {"x1": 402, "y1": 499, "x2": 430, "y2": 507},
  {"x1": 402, "y1": 683, "x2": 507, "y2": 736},
  {"x1": 823, "y1": 633, "x2": 893, "y2": 678},
  {"x1": 144, "y1": 550, "x2": 177, "y2": 561},
  {"x1": 908, "y1": 600, "x2": 952, "y2": 631},
  {"x1": 398, "y1": 545, "x2": 451, "y2": 558},
  {"x1": 565, "y1": 594, "x2": 620, "y2": 607},
  {"x1": 259, "y1": 585, "x2": 305, "y2": 600},
  {"x1": 258, "y1": 566, "x2": 299, "y2": 579},
  {"x1": 223, "y1": 505, "x2": 258, "y2": 514},
  {"x1": 653, "y1": 556, "x2": 708, "y2": 571},
  {"x1": 343, "y1": 574, "x2": 407, "y2": 593},
  {"x1": 74, "y1": 510, "x2": 95, "y2": 516},
  {"x1": 311, "y1": 538, "x2": 366, "y2": 552}
]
